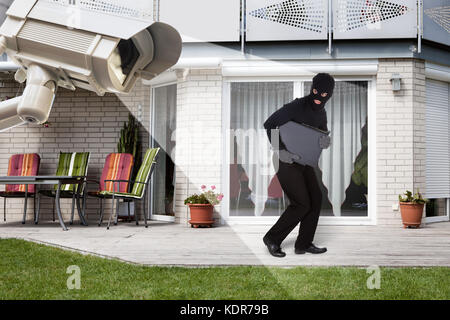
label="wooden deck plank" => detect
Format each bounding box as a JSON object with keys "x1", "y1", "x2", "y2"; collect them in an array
[{"x1": 0, "y1": 221, "x2": 449, "y2": 267}]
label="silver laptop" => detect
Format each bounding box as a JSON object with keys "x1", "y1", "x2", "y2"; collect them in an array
[{"x1": 279, "y1": 121, "x2": 330, "y2": 167}]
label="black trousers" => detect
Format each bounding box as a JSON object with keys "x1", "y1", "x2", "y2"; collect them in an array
[{"x1": 264, "y1": 156, "x2": 322, "y2": 249}]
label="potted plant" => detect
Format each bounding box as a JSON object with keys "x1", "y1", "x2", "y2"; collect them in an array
[
  {"x1": 398, "y1": 189, "x2": 428, "y2": 228},
  {"x1": 184, "y1": 185, "x2": 223, "y2": 228}
]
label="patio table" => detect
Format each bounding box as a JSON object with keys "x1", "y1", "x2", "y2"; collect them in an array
[{"x1": 0, "y1": 176, "x2": 87, "y2": 231}]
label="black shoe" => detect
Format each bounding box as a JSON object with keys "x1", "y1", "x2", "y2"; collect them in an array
[
  {"x1": 295, "y1": 243, "x2": 327, "y2": 254},
  {"x1": 263, "y1": 236, "x2": 286, "y2": 258}
]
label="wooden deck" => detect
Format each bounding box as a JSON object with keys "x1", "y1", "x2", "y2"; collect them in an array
[{"x1": 0, "y1": 221, "x2": 449, "y2": 267}]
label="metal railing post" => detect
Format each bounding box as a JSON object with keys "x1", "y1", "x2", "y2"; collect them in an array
[
  {"x1": 241, "y1": 0, "x2": 246, "y2": 55},
  {"x1": 328, "y1": 0, "x2": 332, "y2": 55},
  {"x1": 417, "y1": 0, "x2": 422, "y2": 53}
]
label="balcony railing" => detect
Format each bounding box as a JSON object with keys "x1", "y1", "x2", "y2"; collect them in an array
[
  {"x1": 0, "y1": 1, "x2": 448, "y2": 49},
  {"x1": 160, "y1": 0, "x2": 449, "y2": 49}
]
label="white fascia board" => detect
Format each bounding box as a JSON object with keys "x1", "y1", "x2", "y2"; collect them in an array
[
  {"x1": 141, "y1": 69, "x2": 177, "y2": 86},
  {"x1": 171, "y1": 57, "x2": 222, "y2": 69},
  {"x1": 169, "y1": 57, "x2": 378, "y2": 76},
  {"x1": 425, "y1": 62, "x2": 450, "y2": 83},
  {"x1": 221, "y1": 59, "x2": 378, "y2": 77}
]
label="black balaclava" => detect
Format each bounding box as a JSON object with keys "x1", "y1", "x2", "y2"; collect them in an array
[{"x1": 308, "y1": 73, "x2": 335, "y2": 111}]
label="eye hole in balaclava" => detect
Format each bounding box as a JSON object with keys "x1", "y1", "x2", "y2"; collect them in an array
[{"x1": 309, "y1": 73, "x2": 335, "y2": 110}]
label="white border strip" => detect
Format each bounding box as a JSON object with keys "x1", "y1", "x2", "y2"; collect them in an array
[{"x1": 222, "y1": 59, "x2": 378, "y2": 77}]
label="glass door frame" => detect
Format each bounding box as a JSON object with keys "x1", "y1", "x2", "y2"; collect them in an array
[
  {"x1": 149, "y1": 81, "x2": 178, "y2": 222},
  {"x1": 221, "y1": 76, "x2": 377, "y2": 226}
]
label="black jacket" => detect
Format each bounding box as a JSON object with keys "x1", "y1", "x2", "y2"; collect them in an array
[{"x1": 263, "y1": 97, "x2": 328, "y2": 151}]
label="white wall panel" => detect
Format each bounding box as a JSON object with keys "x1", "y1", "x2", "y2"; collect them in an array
[
  {"x1": 333, "y1": 0, "x2": 417, "y2": 39},
  {"x1": 246, "y1": 0, "x2": 328, "y2": 41},
  {"x1": 160, "y1": 0, "x2": 240, "y2": 42}
]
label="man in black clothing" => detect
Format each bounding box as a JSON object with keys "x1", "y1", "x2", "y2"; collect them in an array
[{"x1": 262, "y1": 73, "x2": 335, "y2": 258}]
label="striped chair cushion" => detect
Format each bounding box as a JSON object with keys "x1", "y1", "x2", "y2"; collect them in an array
[
  {"x1": 54, "y1": 152, "x2": 90, "y2": 192},
  {"x1": 6, "y1": 153, "x2": 40, "y2": 193},
  {"x1": 100, "y1": 153, "x2": 133, "y2": 193},
  {"x1": 130, "y1": 148, "x2": 159, "y2": 198}
]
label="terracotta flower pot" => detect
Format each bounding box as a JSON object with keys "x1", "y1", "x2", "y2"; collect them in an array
[
  {"x1": 399, "y1": 202, "x2": 424, "y2": 228},
  {"x1": 188, "y1": 203, "x2": 214, "y2": 228}
]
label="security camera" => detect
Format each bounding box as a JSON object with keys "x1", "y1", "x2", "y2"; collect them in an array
[{"x1": 0, "y1": 0, "x2": 182, "y2": 131}]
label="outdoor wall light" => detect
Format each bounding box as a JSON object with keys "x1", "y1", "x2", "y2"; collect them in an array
[{"x1": 390, "y1": 73, "x2": 402, "y2": 91}]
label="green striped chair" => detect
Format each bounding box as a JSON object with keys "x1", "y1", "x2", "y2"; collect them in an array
[
  {"x1": 37, "y1": 152, "x2": 90, "y2": 225},
  {"x1": 100, "y1": 148, "x2": 160, "y2": 229}
]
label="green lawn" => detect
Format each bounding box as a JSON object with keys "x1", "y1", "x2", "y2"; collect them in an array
[{"x1": 0, "y1": 239, "x2": 448, "y2": 300}]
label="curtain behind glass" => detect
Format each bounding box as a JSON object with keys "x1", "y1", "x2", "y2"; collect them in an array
[
  {"x1": 231, "y1": 82, "x2": 293, "y2": 216},
  {"x1": 152, "y1": 84, "x2": 177, "y2": 215},
  {"x1": 305, "y1": 81, "x2": 368, "y2": 216}
]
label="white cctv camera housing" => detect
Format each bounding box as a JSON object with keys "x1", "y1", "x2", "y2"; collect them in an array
[{"x1": 0, "y1": 0, "x2": 182, "y2": 130}]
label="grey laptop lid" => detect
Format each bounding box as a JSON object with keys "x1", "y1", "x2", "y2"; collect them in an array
[{"x1": 279, "y1": 121, "x2": 330, "y2": 167}]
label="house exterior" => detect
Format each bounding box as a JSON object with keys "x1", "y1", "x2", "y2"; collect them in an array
[{"x1": 0, "y1": 0, "x2": 449, "y2": 228}]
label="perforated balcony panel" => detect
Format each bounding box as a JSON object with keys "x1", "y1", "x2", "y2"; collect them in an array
[
  {"x1": 333, "y1": 0, "x2": 417, "y2": 39},
  {"x1": 246, "y1": 0, "x2": 328, "y2": 41}
]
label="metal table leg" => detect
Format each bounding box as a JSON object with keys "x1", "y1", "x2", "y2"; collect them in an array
[
  {"x1": 22, "y1": 184, "x2": 28, "y2": 224},
  {"x1": 114, "y1": 199, "x2": 119, "y2": 225},
  {"x1": 33, "y1": 190, "x2": 36, "y2": 223},
  {"x1": 98, "y1": 198, "x2": 104, "y2": 226},
  {"x1": 76, "y1": 193, "x2": 87, "y2": 226},
  {"x1": 82, "y1": 188, "x2": 87, "y2": 220},
  {"x1": 107, "y1": 194, "x2": 115, "y2": 230},
  {"x1": 144, "y1": 187, "x2": 148, "y2": 228},
  {"x1": 55, "y1": 181, "x2": 68, "y2": 231},
  {"x1": 70, "y1": 193, "x2": 76, "y2": 225},
  {"x1": 35, "y1": 188, "x2": 40, "y2": 224},
  {"x1": 127, "y1": 201, "x2": 131, "y2": 223}
]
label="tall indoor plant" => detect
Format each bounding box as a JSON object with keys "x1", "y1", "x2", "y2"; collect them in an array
[
  {"x1": 117, "y1": 113, "x2": 140, "y2": 220},
  {"x1": 184, "y1": 185, "x2": 223, "y2": 228},
  {"x1": 398, "y1": 189, "x2": 428, "y2": 228},
  {"x1": 118, "y1": 113, "x2": 140, "y2": 178},
  {"x1": 351, "y1": 119, "x2": 368, "y2": 203}
]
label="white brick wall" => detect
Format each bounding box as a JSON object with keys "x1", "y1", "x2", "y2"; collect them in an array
[
  {"x1": 174, "y1": 68, "x2": 223, "y2": 225},
  {"x1": 376, "y1": 58, "x2": 426, "y2": 225},
  {"x1": 0, "y1": 73, "x2": 150, "y2": 223},
  {"x1": 1, "y1": 58, "x2": 428, "y2": 227}
]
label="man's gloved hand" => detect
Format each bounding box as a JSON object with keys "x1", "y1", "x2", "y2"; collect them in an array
[
  {"x1": 275, "y1": 149, "x2": 300, "y2": 164},
  {"x1": 319, "y1": 135, "x2": 331, "y2": 149}
]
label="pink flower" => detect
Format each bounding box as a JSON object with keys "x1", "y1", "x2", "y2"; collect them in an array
[
  {"x1": 217, "y1": 194, "x2": 224, "y2": 201},
  {"x1": 211, "y1": 185, "x2": 216, "y2": 190},
  {"x1": 201, "y1": 185, "x2": 206, "y2": 190}
]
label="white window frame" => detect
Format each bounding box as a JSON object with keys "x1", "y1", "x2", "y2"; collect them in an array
[
  {"x1": 149, "y1": 81, "x2": 178, "y2": 223},
  {"x1": 221, "y1": 75, "x2": 377, "y2": 226},
  {"x1": 424, "y1": 198, "x2": 450, "y2": 224}
]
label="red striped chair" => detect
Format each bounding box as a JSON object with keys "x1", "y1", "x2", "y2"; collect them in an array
[
  {"x1": 87, "y1": 153, "x2": 134, "y2": 225},
  {"x1": 0, "y1": 153, "x2": 40, "y2": 223}
]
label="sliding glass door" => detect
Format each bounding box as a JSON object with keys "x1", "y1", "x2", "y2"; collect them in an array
[
  {"x1": 227, "y1": 80, "x2": 369, "y2": 219},
  {"x1": 150, "y1": 84, "x2": 177, "y2": 219}
]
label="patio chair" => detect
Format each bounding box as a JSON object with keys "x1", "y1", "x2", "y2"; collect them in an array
[
  {"x1": 36, "y1": 152, "x2": 90, "y2": 225},
  {"x1": 99, "y1": 147, "x2": 160, "y2": 229},
  {"x1": 87, "y1": 153, "x2": 134, "y2": 226},
  {"x1": 0, "y1": 153, "x2": 40, "y2": 223}
]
